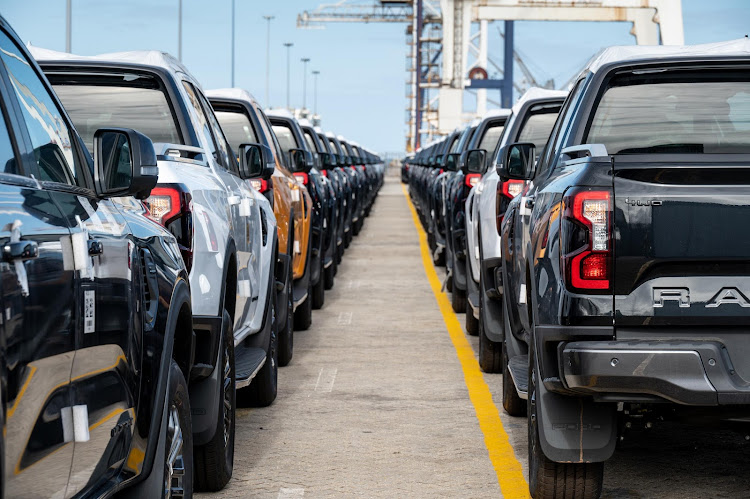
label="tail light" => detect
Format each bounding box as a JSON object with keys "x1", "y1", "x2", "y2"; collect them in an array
[
  {"x1": 562, "y1": 188, "x2": 612, "y2": 291},
  {"x1": 439, "y1": 169, "x2": 444, "y2": 174},
  {"x1": 144, "y1": 184, "x2": 194, "y2": 271},
  {"x1": 250, "y1": 178, "x2": 270, "y2": 193},
  {"x1": 496, "y1": 180, "x2": 525, "y2": 234},
  {"x1": 293, "y1": 172, "x2": 309, "y2": 185},
  {"x1": 465, "y1": 174, "x2": 481, "y2": 188},
  {"x1": 321, "y1": 170, "x2": 328, "y2": 177}
]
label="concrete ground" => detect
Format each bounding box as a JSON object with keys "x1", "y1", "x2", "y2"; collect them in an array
[{"x1": 203, "y1": 171, "x2": 750, "y2": 498}]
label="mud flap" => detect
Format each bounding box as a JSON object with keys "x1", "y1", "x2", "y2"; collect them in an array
[
  {"x1": 190, "y1": 322, "x2": 225, "y2": 446},
  {"x1": 535, "y1": 365, "x2": 617, "y2": 463}
]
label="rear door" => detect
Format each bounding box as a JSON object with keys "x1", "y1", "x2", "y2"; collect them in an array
[{"x1": 0, "y1": 30, "x2": 77, "y2": 498}]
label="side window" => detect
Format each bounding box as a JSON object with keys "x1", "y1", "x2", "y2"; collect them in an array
[
  {"x1": 535, "y1": 79, "x2": 585, "y2": 179},
  {"x1": 303, "y1": 131, "x2": 317, "y2": 153},
  {"x1": 272, "y1": 124, "x2": 298, "y2": 155},
  {"x1": 0, "y1": 30, "x2": 79, "y2": 185},
  {"x1": 196, "y1": 90, "x2": 234, "y2": 171},
  {"x1": 182, "y1": 81, "x2": 218, "y2": 164}
]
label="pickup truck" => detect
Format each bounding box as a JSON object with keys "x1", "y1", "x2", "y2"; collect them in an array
[
  {"x1": 498, "y1": 39, "x2": 750, "y2": 498},
  {"x1": 36, "y1": 49, "x2": 281, "y2": 493},
  {"x1": 462, "y1": 88, "x2": 566, "y2": 372}
]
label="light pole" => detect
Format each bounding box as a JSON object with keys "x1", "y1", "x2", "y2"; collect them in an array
[
  {"x1": 301, "y1": 58, "x2": 310, "y2": 110},
  {"x1": 230, "y1": 0, "x2": 235, "y2": 87},
  {"x1": 284, "y1": 43, "x2": 293, "y2": 109},
  {"x1": 263, "y1": 15, "x2": 275, "y2": 106},
  {"x1": 312, "y1": 70, "x2": 320, "y2": 115},
  {"x1": 177, "y1": 0, "x2": 182, "y2": 60},
  {"x1": 65, "y1": 0, "x2": 72, "y2": 53}
]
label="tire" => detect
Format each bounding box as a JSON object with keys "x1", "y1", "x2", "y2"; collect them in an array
[
  {"x1": 465, "y1": 306, "x2": 478, "y2": 336},
  {"x1": 278, "y1": 261, "x2": 294, "y2": 367},
  {"x1": 311, "y1": 265, "x2": 325, "y2": 310},
  {"x1": 165, "y1": 360, "x2": 194, "y2": 498},
  {"x1": 528, "y1": 337, "x2": 603, "y2": 499},
  {"x1": 241, "y1": 301, "x2": 278, "y2": 407},
  {"x1": 194, "y1": 310, "x2": 235, "y2": 492},
  {"x1": 324, "y1": 261, "x2": 335, "y2": 290},
  {"x1": 294, "y1": 277, "x2": 313, "y2": 331},
  {"x1": 451, "y1": 287, "x2": 466, "y2": 313}
]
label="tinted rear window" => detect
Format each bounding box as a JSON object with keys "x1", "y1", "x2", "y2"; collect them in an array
[
  {"x1": 49, "y1": 74, "x2": 180, "y2": 153},
  {"x1": 586, "y1": 70, "x2": 750, "y2": 154},
  {"x1": 478, "y1": 121, "x2": 506, "y2": 152}
]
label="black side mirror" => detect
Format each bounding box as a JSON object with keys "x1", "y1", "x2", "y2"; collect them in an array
[
  {"x1": 94, "y1": 128, "x2": 158, "y2": 200},
  {"x1": 444, "y1": 153, "x2": 460, "y2": 172},
  {"x1": 320, "y1": 152, "x2": 334, "y2": 168},
  {"x1": 238, "y1": 143, "x2": 275, "y2": 180},
  {"x1": 498, "y1": 142, "x2": 535, "y2": 181},
  {"x1": 288, "y1": 148, "x2": 308, "y2": 173},
  {"x1": 464, "y1": 149, "x2": 486, "y2": 174}
]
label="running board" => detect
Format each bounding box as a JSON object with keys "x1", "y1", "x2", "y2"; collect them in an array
[
  {"x1": 508, "y1": 355, "x2": 529, "y2": 400},
  {"x1": 235, "y1": 344, "x2": 267, "y2": 389}
]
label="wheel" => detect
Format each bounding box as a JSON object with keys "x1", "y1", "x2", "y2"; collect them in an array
[
  {"x1": 451, "y1": 287, "x2": 466, "y2": 313},
  {"x1": 312, "y1": 260, "x2": 325, "y2": 309},
  {"x1": 324, "y1": 261, "x2": 335, "y2": 290},
  {"x1": 478, "y1": 320, "x2": 502, "y2": 375},
  {"x1": 277, "y1": 262, "x2": 294, "y2": 367},
  {"x1": 241, "y1": 301, "x2": 278, "y2": 407},
  {"x1": 352, "y1": 218, "x2": 361, "y2": 235},
  {"x1": 528, "y1": 338, "x2": 603, "y2": 499},
  {"x1": 465, "y1": 307, "x2": 478, "y2": 336},
  {"x1": 165, "y1": 360, "x2": 194, "y2": 498},
  {"x1": 194, "y1": 310, "x2": 234, "y2": 492},
  {"x1": 294, "y1": 276, "x2": 313, "y2": 331}
]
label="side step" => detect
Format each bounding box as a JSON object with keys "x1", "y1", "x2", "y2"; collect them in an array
[
  {"x1": 235, "y1": 343, "x2": 267, "y2": 389},
  {"x1": 508, "y1": 355, "x2": 529, "y2": 400}
]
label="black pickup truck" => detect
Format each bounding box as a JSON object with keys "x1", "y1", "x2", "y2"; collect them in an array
[{"x1": 499, "y1": 40, "x2": 750, "y2": 498}]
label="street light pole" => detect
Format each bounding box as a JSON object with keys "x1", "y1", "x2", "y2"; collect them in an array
[
  {"x1": 65, "y1": 0, "x2": 72, "y2": 53},
  {"x1": 284, "y1": 43, "x2": 293, "y2": 109},
  {"x1": 301, "y1": 58, "x2": 310, "y2": 110},
  {"x1": 177, "y1": 0, "x2": 182, "y2": 61},
  {"x1": 263, "y1": 15, "x2": 275, "y2": 106},
  {"x1": 312, "y1": 70, "x2": 320, "y2": 115},
  {"x1": 231, "y1": 0, "x2": 235, "y2": 87}
]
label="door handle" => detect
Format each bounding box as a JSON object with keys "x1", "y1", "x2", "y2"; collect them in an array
[
  {"x1": 3, "y1": 240, "x2": 39, "y2": 261},
  {"x1": 88, "y1": 239, "x2": 104, "y2": 256}
]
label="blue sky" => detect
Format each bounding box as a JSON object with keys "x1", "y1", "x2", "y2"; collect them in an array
[{"x1": 1, "y1": 0, "x2": 748, "y2": 154}]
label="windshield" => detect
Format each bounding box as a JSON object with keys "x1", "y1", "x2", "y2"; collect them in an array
[
  {"x1": 50, "y1": 75, "x2": 180, "y2": 153},
  {"x1": 215, "y1": 109, "x2": 258, "y2": 153},
  {"x1": 517, "y1": 104, "x2": 562, "y2": 150},
  {"x1": 586, "y1": 71, "x2": 750, "y2": 154}
]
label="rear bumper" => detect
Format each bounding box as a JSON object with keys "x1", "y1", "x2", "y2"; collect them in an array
[{"x1": 561, "y1": 340, "x2": 750, "y2": 406}]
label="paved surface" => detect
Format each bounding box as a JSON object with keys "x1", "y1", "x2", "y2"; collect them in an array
[{"x1": 203, "y1": 171, "x2": 750, "y2": 498}]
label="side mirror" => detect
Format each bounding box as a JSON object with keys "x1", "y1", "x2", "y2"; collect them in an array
[
  {"x1": 444, "y1": 153, "x2": 460, "y2": 172},
  {"x1": 464, "y1": 149, "x2": 486, "y2": 174},
  {"x1": 238, "y1": 143, "x2": 275, "y2": 180},
  {"x1": 94, "y1": 128, "x2": 158, "y2": 200},
  {"x1": 320, "y1": 152, "x2": 334, "y2": 168},
  {"x1": 288, "y1": 148, "x2": 308, "y2": 173},
  {"x1": 498, "y1": 142, "x2": 535, "y2": 181}
]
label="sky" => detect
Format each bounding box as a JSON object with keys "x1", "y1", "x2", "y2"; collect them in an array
[{"x1": 1, "y1": 0, "x2": 748, "y2": 155}]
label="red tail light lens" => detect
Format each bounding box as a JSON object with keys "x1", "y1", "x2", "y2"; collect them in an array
[
  {"x1": 321, "y1": 170, "x2": 328, "y2": 177},
  {"x1": 465, "y1": 174, "x2": 481, "y2": 188},
  {"x1": 145, "y1": 185, "x2": 194, "y2": 271},
  {"x1": 562, "y1": 189, "x2": 611, "y2": 291},
  {"x1": 439, "y1": 169, "x2": 444, "y2": 174},
  {"x1": 293, "y1": 172, "x2": 309, "y2": 185},
  {"x1": 501, "y1": 180, "x2": 524, "y2": 199},
  {"x1": 250, "y1": 178, "x2": 269, "y2": 193}
]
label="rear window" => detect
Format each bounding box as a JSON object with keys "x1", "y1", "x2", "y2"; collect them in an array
[
  {"x1": 49, "y1": 74, "x2": 180, "y2": 153},
  {"x1": 517, "y1": 104, "x2": 562, "y2": 150},
  {"x1": 586, "y1": 70, "x2": 750, "y2": 154},
  {"x1": 214, "y1": 109, "x2": 258, "y2": 152}
]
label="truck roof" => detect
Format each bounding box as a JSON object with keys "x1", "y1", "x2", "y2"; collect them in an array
[
  {"x1": 511, "y1": 87, "x2": 568, "y2": 115},
  {"x1": 581, "y1": 37, "x2": 750, "y2": 77},
  {"x1": 206, "y1": 88, "x2": 260, "y2": 105}
]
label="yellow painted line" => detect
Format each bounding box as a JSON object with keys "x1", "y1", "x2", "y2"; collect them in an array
[{"x1": 402, "y1": 183, "x2": 530, "y2": 499}]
